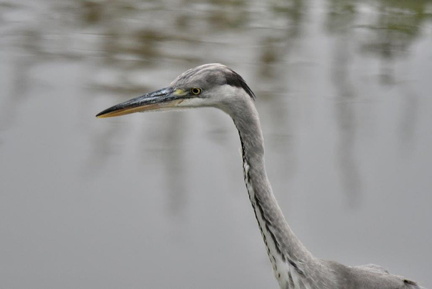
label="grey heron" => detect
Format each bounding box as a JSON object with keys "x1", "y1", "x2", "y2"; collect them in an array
[{"x1": 96, "y1": 63, "x2": 423, "y2": 289}]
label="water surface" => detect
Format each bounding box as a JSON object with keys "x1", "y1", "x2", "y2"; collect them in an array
[{"x1": 1, "y1": 0, "x2": 431, "y2": 288}]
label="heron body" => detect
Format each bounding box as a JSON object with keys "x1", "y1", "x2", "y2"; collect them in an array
[{"x1": 97, "y1": 63, "x2": 423, "y2": 289}]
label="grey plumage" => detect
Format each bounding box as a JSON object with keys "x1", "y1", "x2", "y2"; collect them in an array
[{"x1": 97, "y1": 63, "x2": 424, "y2": 289}]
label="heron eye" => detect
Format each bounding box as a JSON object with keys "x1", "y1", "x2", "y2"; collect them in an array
[{"x1": 191, "y1": 87, "x2": 202, "y2": 95}]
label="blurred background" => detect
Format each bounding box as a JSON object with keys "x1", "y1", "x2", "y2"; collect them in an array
[{"x1": 1, "y1": 0, "x2": 431, "y2": 288}]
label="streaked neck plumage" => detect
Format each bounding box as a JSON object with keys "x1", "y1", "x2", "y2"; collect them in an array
[{"x1": 222, "y1": 90, "x2": 335, "y2": 289}]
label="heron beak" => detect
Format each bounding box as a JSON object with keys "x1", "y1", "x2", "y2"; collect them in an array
[{"x1": 96, "y1": 87, "x2": 185, "y2": 118}]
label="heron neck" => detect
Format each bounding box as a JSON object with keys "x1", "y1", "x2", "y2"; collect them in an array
[{"x1": 228, "y1": 99, "x2": 315, "y2": 281}]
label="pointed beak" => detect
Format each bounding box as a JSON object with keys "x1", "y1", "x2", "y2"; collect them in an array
[{"x1": 96, "y1": 87, "x2": 184, "y2": 118}]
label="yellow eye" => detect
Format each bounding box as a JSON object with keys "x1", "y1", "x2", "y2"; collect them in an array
[{"x1": 191, "y1": 88, "x2": 202, "y2": 95}]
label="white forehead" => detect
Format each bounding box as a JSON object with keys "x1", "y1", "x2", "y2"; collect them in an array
[
  {"x1": 170, "y1": 63, "x2": 255, "y2": 99},
  {"x1": 171, "y1": 63, "x2": 230, "y2": 86}
]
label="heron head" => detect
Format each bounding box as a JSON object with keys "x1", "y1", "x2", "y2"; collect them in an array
[{"x1": 96, "y1": 63, "x2": 255, "y2": 118}]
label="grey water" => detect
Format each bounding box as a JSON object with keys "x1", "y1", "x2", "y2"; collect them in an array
[{"x1": 0, "y1": 0, "x2": 431, "y2": 288}]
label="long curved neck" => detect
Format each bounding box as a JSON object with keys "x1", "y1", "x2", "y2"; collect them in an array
[{"x1": 226, "y1": 97, "x2": 317, "y2": 288}]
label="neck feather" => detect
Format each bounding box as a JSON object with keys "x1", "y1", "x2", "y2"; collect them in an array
[{"x1": 226, "y1": 97, "x2": 318, "y2": 287}]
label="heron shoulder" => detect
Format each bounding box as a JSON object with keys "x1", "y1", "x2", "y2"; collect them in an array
[{"x1": 324, "y1": 260, "x2": 421, "y2": 289}]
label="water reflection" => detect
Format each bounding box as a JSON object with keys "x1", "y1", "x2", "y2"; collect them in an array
[
  {"x1": 1, "y1": 0, "x2": 431, "y2": 288},
  {"x1": 361, "y1": 0, "x2": 429, "y2": 66},
  {"x1": 140, "y1": 113, "x2": 188, "y2": 216},
  {"x1": 325, "y1": 0, "x2": 361, "y2": 205}
]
